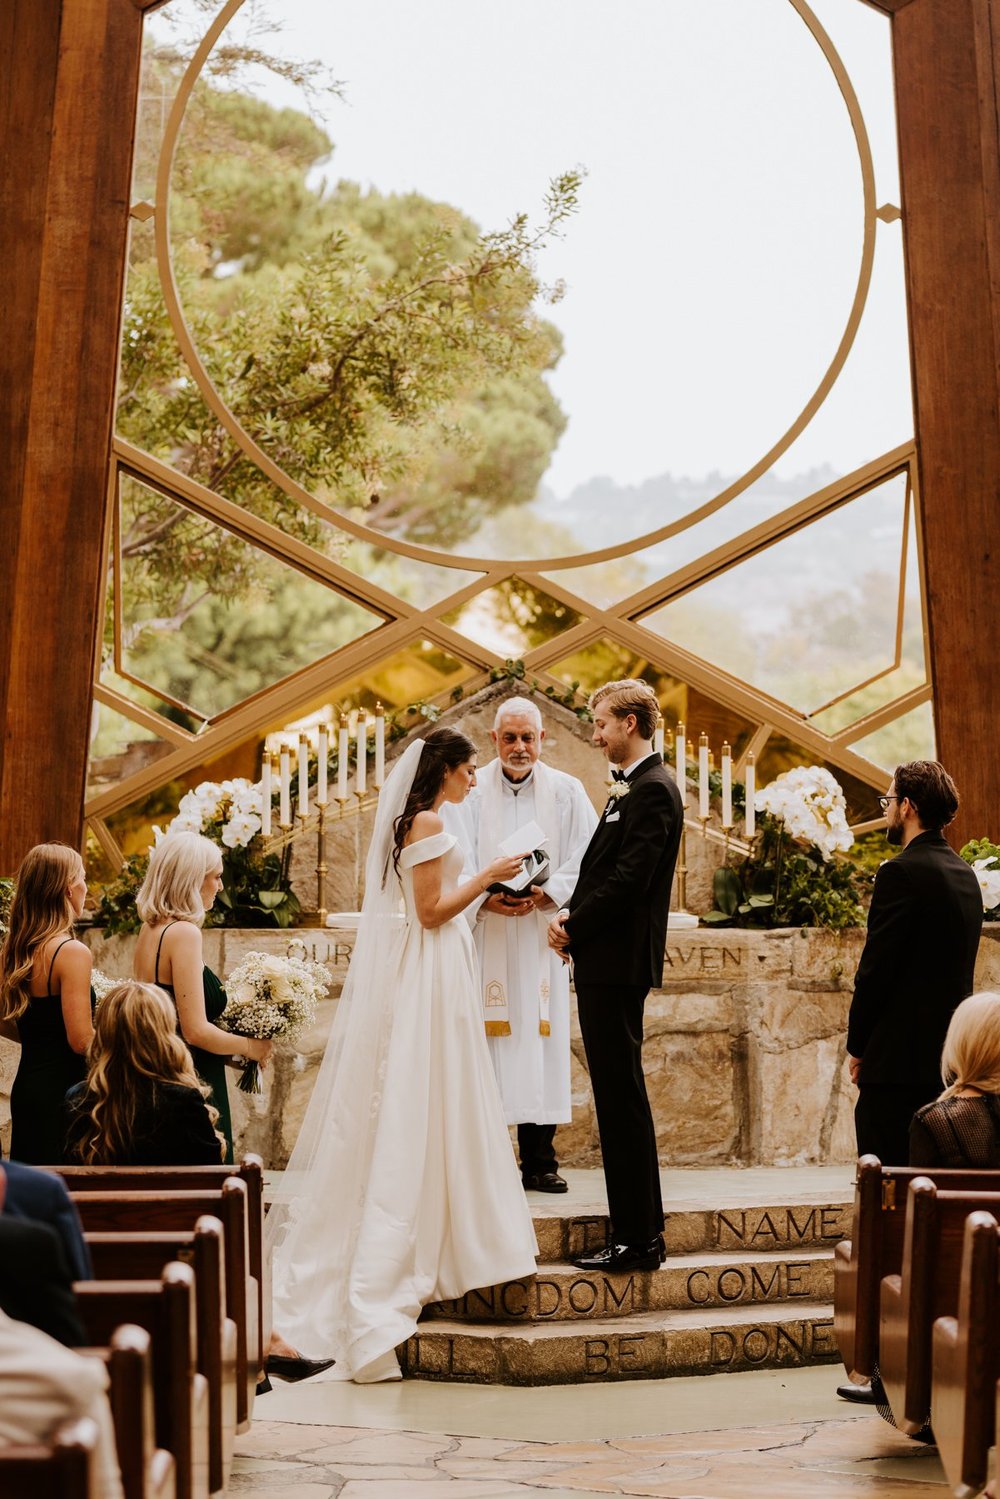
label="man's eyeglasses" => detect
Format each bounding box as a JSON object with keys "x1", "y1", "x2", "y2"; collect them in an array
[{"x1": 878, "y1": 795, "x2": 900, "y2": 811}]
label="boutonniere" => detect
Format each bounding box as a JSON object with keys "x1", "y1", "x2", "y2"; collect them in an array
[{"x1": 607, "y1": 781, "x2": 630, "y2": 801}]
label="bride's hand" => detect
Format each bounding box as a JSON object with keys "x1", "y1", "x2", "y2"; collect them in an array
[{"x1": 481, "y1": 852, "x2": 528, "y2": 890}]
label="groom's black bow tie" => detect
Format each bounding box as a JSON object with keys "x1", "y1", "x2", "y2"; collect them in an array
[{"x1": 611, "y1": 768, "x2": 627, "y2": 782}]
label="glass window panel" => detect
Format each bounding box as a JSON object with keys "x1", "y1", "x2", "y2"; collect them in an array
[
  {"x1": 443, "y1": 579, "x2": 583, "y2": 657},
  {"x1": 850, "y1": 702, "x2": 935, "y2": 774},
  {"x1": 118, "y1": 476, "x2": 384, "y2": 719},
  {"x1": 339, "y1": 541, "x2": 483, "y2": 610},
  {"x1": 317, "y1": 641, "x2": 477, "y2": 715},
  {"x1": 140, "y1": 0, "x2": 907, "y2": 566},
  {"x1": 640, "y1": 473, "x2": 909, "y2": 715},
  {"x1": 87, "y1": 702, "x2": 175, "y2": 802}
]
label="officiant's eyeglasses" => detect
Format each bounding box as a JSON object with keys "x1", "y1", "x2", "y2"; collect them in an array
[{"x1": 878, "y1": 795, "x2": 899, "y2": 810}]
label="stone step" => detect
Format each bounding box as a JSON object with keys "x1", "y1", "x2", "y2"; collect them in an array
[
  {"x1": 533, "y1": 1199, "x2": 851, "y2": 1262},
  {"x1": 423, "y1": 1246, "x2": 834, "y2": 1323},
  {"x1": 402, "y1": 1300, "x2": 838, "y2": 1384}
]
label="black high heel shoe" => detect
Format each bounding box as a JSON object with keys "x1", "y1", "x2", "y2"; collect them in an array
[{"x1": 265, "y1": 1353, "x2": 336, "y2": 1382}]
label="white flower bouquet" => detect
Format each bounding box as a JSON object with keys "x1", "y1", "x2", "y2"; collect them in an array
[
  {"x1": 754, "y1": 765, "x2": 854, "y2": 862},
  {"x1": 91, "y1": 969, "x2": 120, "y2": 1006},
  {"x1": 221, "y1": 949, "x2": 330, "y2": 1093}
]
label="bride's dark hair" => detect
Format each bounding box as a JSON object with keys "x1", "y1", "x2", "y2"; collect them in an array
[{"x1": 392, "y1": 727, "x2": 476, "y2": 874}]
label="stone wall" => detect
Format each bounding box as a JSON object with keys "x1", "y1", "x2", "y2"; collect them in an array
[{"x1": 4, "y1": 924, "x2": 993, "y2": 1168}]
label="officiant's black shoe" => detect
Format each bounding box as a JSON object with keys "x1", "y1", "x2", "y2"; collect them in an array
[
  {"x1": 265, "y1": 1354, "x2": 335, "y2": 1382},
  {"x1": 572, "y1": 1236, "x2": 664, "y2": 1272},
  {"x1": 522, "y1": 1171, "x2": 568, "y2": 1193}
]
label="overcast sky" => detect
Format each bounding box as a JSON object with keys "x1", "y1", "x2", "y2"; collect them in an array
[{"x1": 157, "y1": 0, "x2": 912, "y2": 499}]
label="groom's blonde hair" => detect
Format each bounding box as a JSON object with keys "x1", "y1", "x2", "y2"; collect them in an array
[{"x1": 589, "y1": 679, "x2": 659, "y2": 740}]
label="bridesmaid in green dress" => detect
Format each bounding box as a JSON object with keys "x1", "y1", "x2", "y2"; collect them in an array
[
  {"x1": 132, "y1": 832, "x2": 272, "y2": 1164},
  {"x1": 0, "y1": 843, "x2": 95, "y2": 1164}
]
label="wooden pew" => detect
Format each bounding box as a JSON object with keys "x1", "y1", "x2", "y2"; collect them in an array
[
  {"x1": 930, "y1": 1210, "x2": 1000, "y2": 1499},
  {"x1": 833, "y1": 1156, "x2": 1000, "y2": 1381},
  {"x1": 74, "y1": 1262, "x2": 210, "y2": 1499},
  {"x1": 86, "y1": 1220, "x2": 236, "y2": 1495},
  {"x1": 879, "y1": 1179, "x2": 1000, "y2": 1437},
  {"x1": 70, "y1": 1180, "x2": 258, "y2": 1431},
  {"x1": 56, "y1": 1157, "x2": 270, "y2": 1359},
  {"x1": 81, "y1": 1324, "x2": 176, "y2": 1499},
  {"x1": 0, "y1": 1416, "x2": 102, "y2": 1499}
]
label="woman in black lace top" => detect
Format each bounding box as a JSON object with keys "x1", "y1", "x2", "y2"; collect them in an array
[{"x1": 909, "y1": 991, "x2": 1000, "y2": 1167}]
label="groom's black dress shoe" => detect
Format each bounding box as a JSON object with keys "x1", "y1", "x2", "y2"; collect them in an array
[
  {"x1": 522, "y1": 1171, "x2": 568, "y2": 1193},
  {"x1": 265, "y1": 1354, "x2": 336, "y2": 1382},
  {"x1": 572, "y1": 1236, "x2": 665, "y2": 1272}
]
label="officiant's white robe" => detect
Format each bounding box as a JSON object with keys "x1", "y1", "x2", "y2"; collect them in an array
[{"x1": 445, "y1": 759, "x2": 596, "y2": 1125}]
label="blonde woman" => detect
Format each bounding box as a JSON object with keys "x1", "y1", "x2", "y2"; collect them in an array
[
  {"x1": 0, "y1": 844, "x2": 94, "y2": 1164},
  {"x1": 133, "y1": 832, "x2": 271, "y2": 1164},
  {"x1": 65, "y1": 982, "x2": 224, "y2": 1165},
  {"x1": 909, "y1": 991, "x2": 1000, "y2": 1167}
]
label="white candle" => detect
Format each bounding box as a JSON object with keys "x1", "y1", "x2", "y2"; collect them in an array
[
  {"x1": 698, "y1": 733, "x2": 710, "y2": 819},
  {"x1": 261, "y1": 754, "x2": 272, "y2": 838},
  {"x1": 279, "y1": 744, "x2": 291, "y2": 826},
  {"x1": 356, "y1": 712, "x2": 368, "y2": 796},
  {"x1": 374, "y1": 703, "x2": 385, "y2": 788},
  {"x1": 317, "y1": 723, "x2": 328, "y2": 806},
  {"x1": 745, "y1": 752, "x2": 756, "y2": 838},
  {"x1": 654, "y1": 713, "x2": 665, "y2": 760},
  {"x1": 675, "y1": 721, "x2": 686, "y2": 800},
  {"x1": 338, "y1": 714, "x2": 349, "y2": 801},
  {"x1": 298, "y1": 733, "x2": 310, "y2": 818},
  {"x1": 721, "y1": 742, "x2": 733, "y2": 828}
]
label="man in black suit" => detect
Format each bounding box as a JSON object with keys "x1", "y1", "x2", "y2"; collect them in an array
[
  {"x1": 548, "y1": 678, "x2": 683, "y2": 1272},
  {"x1": 0, "y1": 1165, "x2": 86, "y2": 1346},
  {"x1": 847, "y1": 760, "x2": 983, "y2": 1165}
]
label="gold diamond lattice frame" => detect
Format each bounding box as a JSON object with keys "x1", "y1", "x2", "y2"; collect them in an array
[{"x1": 87, "y1": 0, "x2": 920, "y2": 858}]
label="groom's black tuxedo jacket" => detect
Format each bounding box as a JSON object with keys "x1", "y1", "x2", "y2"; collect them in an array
[
  {"x1": 565, "y1": 754, "x2": 683, "y2": 989},
  {"x1": 847, "y1": 829, "x2": 982, "y2": 1096}
]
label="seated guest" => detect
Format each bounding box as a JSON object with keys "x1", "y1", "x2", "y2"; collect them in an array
[
  {"x1": 2, "y1": 1160, "x2": 91, "y2": 1280},
  {"x1": 0, "y1": 1307, "x2": 123, "y2": 1498},
  {"x1": 65, "y1": 981, "x2": 225, "y2": 1166},
  {"x1": 909, "y1": 990, "x2": 1000, "y2": 1167},
  {"x1": 0, "y1": 844, "x2": 94, "y2": 1164},
  {"x1": 0, "y1": 1163, "x2": 85, "y2": 1347}
]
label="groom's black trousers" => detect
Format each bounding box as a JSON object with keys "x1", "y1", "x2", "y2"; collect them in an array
[{"x1": 575, "y1": 982, "x2": 663, "y2": 1244}]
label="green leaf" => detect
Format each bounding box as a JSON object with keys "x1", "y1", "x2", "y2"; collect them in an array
[
  {"x1": 701, "y1": 909, "x2": 733, "y2": 926},
  {"x1": 257, "y1": 889, "x2": 287, "y2": 909},
  {"x1": 748, "y1": 894, "x2": 775, "y2": 909},
  {"x1": 712, "y1": 867, "x2": 741, "y2": 917}
]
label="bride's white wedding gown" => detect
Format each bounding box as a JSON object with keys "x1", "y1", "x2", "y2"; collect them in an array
[{"x1": 269, "y1": 829, "x2": 538, "y2": 1382}]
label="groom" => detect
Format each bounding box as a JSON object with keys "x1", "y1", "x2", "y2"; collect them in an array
[{"x1": 548, "y1": 678, "x2": 683, "y2": 1272}]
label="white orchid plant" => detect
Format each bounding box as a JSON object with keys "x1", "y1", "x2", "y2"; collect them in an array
[
  {"x1": 960, "y1": 838, "x2": 1000, "y2": 919},
  {"x1": 703, "y1": 764, "x2": 864, "y2": 931},
  {"x1": 149, "y1": 776, "x2": 299, "y2": 929}
]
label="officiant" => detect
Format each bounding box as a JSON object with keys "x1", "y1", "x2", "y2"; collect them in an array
[{"x1": 446, "y1": 697, "x2": 597, "y2": 1193}]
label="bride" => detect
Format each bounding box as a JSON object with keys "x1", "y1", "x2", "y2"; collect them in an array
[{"x1": 265, "y1": 726, "x2": 539, "y2": 1382}]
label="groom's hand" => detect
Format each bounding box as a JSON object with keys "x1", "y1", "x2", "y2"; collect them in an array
[{"x1": 547, "y1": 909, "x2": 571, "y2": 959}]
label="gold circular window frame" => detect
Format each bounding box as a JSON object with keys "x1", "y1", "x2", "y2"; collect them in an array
[{"x1": 154, "y1": 0, "x2": 878, "y2": 574}]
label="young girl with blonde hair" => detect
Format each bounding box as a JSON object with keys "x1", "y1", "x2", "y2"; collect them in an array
[
  {"x1": 132, "y1": 831, "x2": 271, "y2": 1164},
  {"x1": 0, "y1": 844, "x2": 94, "y2": 1163},
  {"x1": 65, "y1": 982, "x2": 224, "y2": 1165},
  {"x1": 909, "y1": 991, "x2": 1000, "y2": 1166}
]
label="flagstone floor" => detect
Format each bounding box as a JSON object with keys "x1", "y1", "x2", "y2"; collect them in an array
[
  {"x1": 235, "y1": 1367, "x2": 952, "y2": 1497},
  {"x1": 240, "y1": 1166, "x2": 957, "y2": 1496}
]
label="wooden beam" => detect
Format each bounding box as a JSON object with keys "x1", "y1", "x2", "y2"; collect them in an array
[
  {"x1": 855, "y1": 0, "x2": 919, "y2": 14},
  {"x1": 890, "y1": 0, "x2": 1000, "y2": 844},
  {"x1": 0, "y1": 0, "x2": 144, "y2": 871}
]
